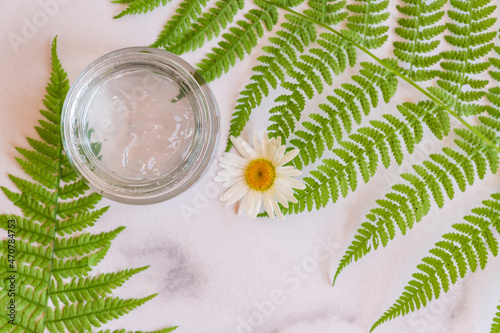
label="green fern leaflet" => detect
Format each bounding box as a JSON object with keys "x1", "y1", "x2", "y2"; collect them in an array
[
  {"x1": 0, "y1": 38, "x2": 177, "y2": 333},
  {"x1": 371, "y1": 192, "x2": 500, "y2": 332}
]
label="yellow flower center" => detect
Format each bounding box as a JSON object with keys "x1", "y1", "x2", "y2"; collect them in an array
[{"x1": 245, "y1": 159, "x2": 276, "y2": 191}]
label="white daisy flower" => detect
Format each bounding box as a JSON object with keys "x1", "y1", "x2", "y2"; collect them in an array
[{"x1": 214, "y1": 131, "x2": 305, "y2": 219}]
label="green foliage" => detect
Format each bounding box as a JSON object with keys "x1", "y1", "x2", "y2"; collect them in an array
[
  {"x1": 334, "y1": 123, "x2": 500, "y2": 284},
  {"x1": 151, "y1": 0, "x2": 210, "y2": 49},
  {"x1": 226, "y1": 13, "x2": 318, "y2": 150},
  {"x1": 371, "y1": 192, "x2": 500, "y2": 331},
  {"x1": 197, "y1": 0, "x2": 280, "y2": 82},
  {"x1": 0, "y1": 38, "x2": 176, "y2": 333},
  {"x1": 428, "y1": 0, "x2": 497, "y2": 116},
  {"x1": 113, "y1": 0, "x2": 170, "y2": 19},
  {"x1": 287, "y1": 59, "x2": 398, "y2": 170},
  {"x1": 493, "y1": 303, "x2": 500, "y2": 333},
  {"x1": 284, "y1": 100, "x2": 450, "y2": 214},
  {"x1": 343, "y1": 0, "x2": 390, "y2": 49},
  {"x1": 166, "y1": 0, "x2": 245, "y2": 54},
  {"x1": 114, "y1": 0, "x2": 500, "y2": 330},
  {"x1": 394, "y1": 0, "x2": 447, "y2": 81}
]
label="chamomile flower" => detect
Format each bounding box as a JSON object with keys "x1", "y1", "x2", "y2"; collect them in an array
[{"x1": 214, "y1": 132, "x2": 305, "y2": 219}]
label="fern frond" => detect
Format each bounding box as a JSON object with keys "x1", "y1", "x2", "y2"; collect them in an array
[
  {"x1": 287, "y1": 59, "x2": 398, "y2": 169},
  {"x1": 284, "y1": 101, "x2": 448, "y2": 214},
  {"x1": 371, "y1": 192, "x2": 500, "y2": 331},
  {"x1": 267, "y1": 32, "x2": 358, "y2": 140},
  {"x1": 113, "y1": 0, "x2": 170, "y2": 19},
  {"x1": 151, "y1": 0, "x2": 210, "y2": 49},
  {"x1": 45, "y1": 295, "x2": 157, "y2": 333},
  {"x1": 334, "y1": 124, "x2": 500, "y2": 284},
  {"x1": 0, "y1": 38, "x2": 174, "y2": 332},
  {"x1": 55, "y1": 207, "x2": 109, "y2": 236},
  {"x1": 492, "y1": 301, "x2": 500, "y2": 333},
  {"x1": 166, "y1": 0, "x2": 245, "y2": 54},
  {"x1": 429, "y1": 0, "x2": 497, "y2": 116},
  {"x1": 49, "y1": 266, "x2": 149, "y2": 306},
  {"x1": 394, "y1": 0, "x2": 447, "y2": 81},
  {"x1": 303, "y1": 0, "x2": 348, "y2": 25},
  {"x1": 54, "y1": 227, "x2": 125, "y2": 259},
  {"x1": 197, "y1": 0, "x2": 279, "y2": 82},
  {"x1": 226, "y1": 12, "x2": 318, "y2": 150},
  {"x1": 344, "y1": 0, "x2": 390, "y2": 49}
]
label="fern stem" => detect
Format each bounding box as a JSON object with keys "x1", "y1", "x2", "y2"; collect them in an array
[
  {"x1": 264, "y1": 1, "x2": 500, "y2": 155},
  {"x1": 40, "y1": 37, "x2": 66, "y2": 332}
]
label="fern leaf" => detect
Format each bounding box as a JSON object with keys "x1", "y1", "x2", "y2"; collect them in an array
[
  {"x1": 371, "y1": 192, "x2": 500, "y2": 331},
  {"x1": 197, "y1": 0, "x2": 279, "y2": 82},
  {"x1": 394, "y1": 0, "x2": 447, "y2": 81},
  {"x1": 113, "y1": 0, "x2": 170, "y2": 19},
  {"x1": 283, "y1": 101, "x2": 448, "y2": 214},
  {"x1": 0, "y1": 38, "x2": 174, "y2": 332},
  {"x1": 344, "y1": 0, "x2": 390, "y2": 49},
  {"x1": 49, "y1": 266, "x2": 148, "y2": 306},
  {"x1": 167, "y1": 0, "x2": 245, "y2": 54},
  {"x1": 334, "y1": 124, "x2": 500, "y2": 285},
  {"x1": 226, "y1": 13, "x2": 318, "y2": 150},
  {"x1": 151, "y1": 0, "x2": 210, "y2": 49},
  {"x1": 45, "y1": 295, "x2": 157, "y2": 332},
  {"x1": 492, "y1": 301, "x2": 500, "y2": 333},
  {"x1": 430, "y1": 0, "x2": 497, "y2": 116},
  {"x1": 303, "y1": 0, "x2": 349, "y2": 25},
  {"x1": 267, "y1": 32, "x2": 358, "y2": 140},
  {"x1": 287, "y1": 60, "x2": 398, "y2": 169},
  {"x1": 54, "y1": 227, "x2": 125, "y2": 259}
]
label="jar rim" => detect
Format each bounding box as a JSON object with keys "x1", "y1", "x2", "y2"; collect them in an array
[{"x1": 61, "y1": 47, "x2": 219, "y2": 204}]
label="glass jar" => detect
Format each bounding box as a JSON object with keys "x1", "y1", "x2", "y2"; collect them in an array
[{"x1": 62, "y1": 47, "x2": 219, "y2": 204}]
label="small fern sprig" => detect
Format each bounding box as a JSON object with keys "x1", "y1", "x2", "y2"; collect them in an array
[
  {"x1": 333, "y1": 124, "x2": 500, "y2": 285},
  {"x1": 370, "y1": 192, "x2": 500, "y2": 331},
  {"x1": 428, "y1": 0, "x2": 497, "y2": 116},
  {"x1": 197, "y1": 0, "x2": 279, "y2": 82},
  {"x1": 394, "y1": 0, "x2": 447, "y2": 81},
  {"x1": 151, "y1": 0, "x2": 210, "y2": 49},
  {"x1": 226, "y1": 13, "x2": 318, "y2": 150},
  {"x1": 0, "y1": 38, "x2": 177, "y2": 333},
  {"x1": 165, "y1": 0, "x2": 245, "y2": 54},
  {"x1": 113, "y1": 0, "x2": 170, "y2": 19},
  {"x1": 492, "y1": 303, "x2": 500, "y2": 333}
]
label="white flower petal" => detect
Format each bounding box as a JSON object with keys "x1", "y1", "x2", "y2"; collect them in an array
[
  {"x1": 220, "y1": 152, "x2": 248, "y2": 168},
  {"x1": 225, "y1": 182, "x2": 249, "y2": 206},
  {"x1": 262, "y1": 191, "x2": 275, "y2": 219},
  {"x1": 279, "y1": 176, "x2": 306, "y2": 190},
  {"x1": 276, "y1": 149, "x2": 299, "y2": 166},
  {"x1": 250, "y1": 191, "x2": 263, "y2": 219},
  {"x1": 231, "y1": 136, "x2": 256, "y2": 160},
  {"x1": 246, "y1": 190, "x2": 258, "y2": 218},
  {"x1": 219, "y1": 181, "x2": 248, "y2": 202},
  {"x1": 276, "y1": 165, "x2": 302, "y2": 177},
  {"x1": 261, "y1": 132, "x2": 270, "y2": 159},
  {"x1": 269, "y1": 194, "x2": 283, "y2": 220},
  {"x1": 270, "y1": 186, "x2": 289, "y2": 208},
  {"x1": 238, "y1": 192, "x2": 250, "y2": 216},
  {"x1": 272, "y1": 144, "x2": 287, "y2": 165},
  {"x1": 253, "y1": 131, "x2": 262, "y2": 157}
]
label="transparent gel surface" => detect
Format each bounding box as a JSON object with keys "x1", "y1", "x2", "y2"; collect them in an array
[{"x1": 85, "y1": 68, "x2": 195, "y2": 181}]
